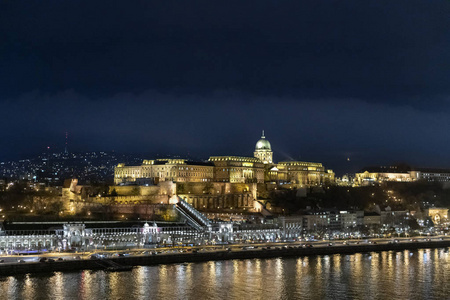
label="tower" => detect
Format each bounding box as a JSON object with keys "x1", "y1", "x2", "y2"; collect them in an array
[
  {"x1": 64, "y1": 131, "x2": 69, "y2": 155},
  {"x1": 254, "y1": 130, "x2": 273, "y2": 164}
]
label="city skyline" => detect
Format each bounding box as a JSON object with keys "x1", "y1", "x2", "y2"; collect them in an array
[
  {"x1": 1, "y1": 128, "x2": 449, "y2": 176},
  {"x1": 3, "y1": 2, "x2": 450, "y2": 295}
]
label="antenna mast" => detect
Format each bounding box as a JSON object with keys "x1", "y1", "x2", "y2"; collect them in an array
[{"x1": 64, "y1": 131, "x2": 68, "y2": 154}]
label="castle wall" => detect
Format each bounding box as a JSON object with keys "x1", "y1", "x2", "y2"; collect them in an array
[
  {"x1": 68, "y1": 201, "x2": 179, "y2": 220},
  {"x1": 109, "y1": 185, "x2": 160, "y2": 196},
  {"x1": 109, "y1": 181, "x2": 175, "y2": 197},
  {"x1": 178, "y1": 193, "x2": 255, "y2": 210},
  {"x1": 175, "y1": 182, "x2": 256, "y2": 197}
]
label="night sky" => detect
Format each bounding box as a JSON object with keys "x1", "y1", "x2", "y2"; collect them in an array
[{"x1": 1, "y1": 1, "x2": 450, "y2": 175}]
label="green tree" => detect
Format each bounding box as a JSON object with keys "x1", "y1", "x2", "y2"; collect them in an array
[
  {"x1": 407, "y1": 218, "x2": 421, "y2": 231},
  {"x1": 110, "y1": 188, "x2": 118, "y2": 196},
  {"x1": 130, "y1": 186, "x2": 140, "y2": 196},
  {"x1": 49, "y1": 201, "x2": 64, "y2": 214},
  {"x1": 177, "y1": 183, "x2": 185, "y2": 194}
]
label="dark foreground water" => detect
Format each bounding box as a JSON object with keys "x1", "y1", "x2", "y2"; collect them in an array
[{"x1": 1, "y1": 248, "x2": 450, "y2": 300}]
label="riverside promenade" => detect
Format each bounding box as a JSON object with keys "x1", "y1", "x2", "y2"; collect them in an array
[{"x1": 1, "y1": 238, "x2": 450, "y2": 276}]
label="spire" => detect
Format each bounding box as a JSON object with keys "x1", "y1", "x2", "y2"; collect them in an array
[
  {"x1": 64, "y1": 131, "x2": 69, "y2": 154},
  {"x1": 262, "y1": 130, "x2": 265, "y2": 138}
]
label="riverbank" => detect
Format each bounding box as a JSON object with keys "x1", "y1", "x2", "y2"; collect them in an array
[{"x1": 1, "y1": 240, "x2": 450, "y2": 276}]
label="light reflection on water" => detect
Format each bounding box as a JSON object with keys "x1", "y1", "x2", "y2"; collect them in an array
[{"x1": 2, "y1": 248, "x2": 450, "y2": 300}]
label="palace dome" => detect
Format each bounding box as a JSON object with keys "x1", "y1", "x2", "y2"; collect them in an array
[{"x1": 255, "y1": 131, "x2": 271, "y2": 151}]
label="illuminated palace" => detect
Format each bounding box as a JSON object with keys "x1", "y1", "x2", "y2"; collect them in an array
[
  {"x1": 355, "y1": 165, "x2": 450, "y2": 185},
  {"x1": 113, "y1": 132, "x2": 335, "y2": 210}
]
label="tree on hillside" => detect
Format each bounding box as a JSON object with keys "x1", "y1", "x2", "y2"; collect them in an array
[{"x1": 130, "y1": 186, "x2": 140, "y2": 196}]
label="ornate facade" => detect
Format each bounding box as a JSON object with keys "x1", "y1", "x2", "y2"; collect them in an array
[
  {"x1": 277, "y1": 161, "x2": 335, "y2": 186},
  {"x1": 115, "y1": 159, "x2": 214, "y2": 184},
  {"x1": 252, "y1": 132, "x2": 335, "y2": 186},
  {"x1": 254, "y1": 131, "x2": 273, "y2": 164},
  {"x1": 114, "y1": 132, "x2": 335, "y2": 187},
  {"x1": 354, "y1": 165, "x2": 450, "y2": 185},
  {"x1": 209, "y1": 156, "x2": 264, "y2": 183}
]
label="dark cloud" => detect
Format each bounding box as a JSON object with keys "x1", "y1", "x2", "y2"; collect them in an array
[
  {"x1": 1, "y1": 1, "x2": 450, "y2": 105},
  {"x1": 2, "y1": 90, "x2": 450, "y2": 174}
]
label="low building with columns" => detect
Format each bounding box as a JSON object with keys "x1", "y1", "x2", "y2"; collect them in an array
[{"x1": 356, "y1": 165, "x2": 450, "y2": 185}]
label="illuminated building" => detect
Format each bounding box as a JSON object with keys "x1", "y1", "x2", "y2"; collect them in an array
[
  {"x1": 300, "y1": 210, "x2": 340, "y2": 232},
  {"x1": 379, "y1": 206, "x2": 410, "y2": 229},
  {"x1": 356, "y1": 165, "x2": 450, "y2": 185},
  {"x1": 253, "y1": 131, "x2": 273, "y2": 164},
  {"x1": 363, "y1": 212, "x2": 381, "y2": 227},
  {"x1": 355, "y1": 166, "x2": 412, "y2": 185},
  {"x1": 410, "y1": 168, "x2": 450, "y2": 183},
  {"x1": 425, "y1": 207, "x2": 449, "y2": 225},
  {"x1": 115, "y1": 159, "x2": 214, "y2": 184},
  {"x1": 254, "y1": 132, "x2": 335, "y2": 186},
  {"x1": 209, "y1": 156, "x2": 264, "y2": 183},
  {"x1": 277, "y1": 161, "x2": 335, "y2": 186},
  {"x1": 114, "y1": 132, "x2": 335, "y2": 188}
]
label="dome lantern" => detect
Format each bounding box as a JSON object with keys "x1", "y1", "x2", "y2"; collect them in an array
[
  {"x1": 255, "y1": 130, "x2": 271, "y2": 151},
  {"x1": 254, "y1": 130, "x2": 273, "y2": 164}
]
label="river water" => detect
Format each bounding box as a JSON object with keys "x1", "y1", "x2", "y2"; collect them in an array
[{"x1": 1, "y1": 248, "x2": 449, "y2": 300}]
